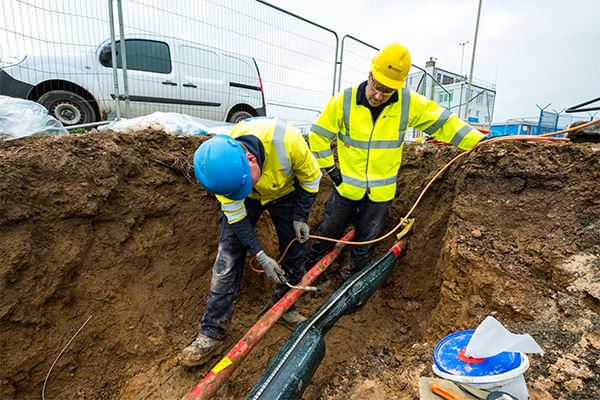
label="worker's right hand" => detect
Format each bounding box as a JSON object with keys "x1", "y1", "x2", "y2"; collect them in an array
[
  {"x1": 256, "y1": 251, "x2": 285, "y2": 284},
  {"x1": 327, "y1": 165, "x2": 342, "y2": 186}
]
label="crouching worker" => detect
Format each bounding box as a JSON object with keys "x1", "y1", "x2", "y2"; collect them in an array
[{"x1": 180, "y1": 116, "x2": 322, "y2": 367}]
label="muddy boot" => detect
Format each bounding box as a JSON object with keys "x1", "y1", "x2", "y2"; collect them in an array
[
  {"x1": 179, "y1": 333, "x2": 224, "y2": 367},
  {"x1": 280, "y1": 309, "x2": 307, "y2": 331},
  {"x1": 340, "y1": 264, "x2": 360, "y2": 281}
]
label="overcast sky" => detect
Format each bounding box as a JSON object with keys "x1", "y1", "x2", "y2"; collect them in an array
[{"x1": 269, "y1": 0, "x2": 600, "y2": 124}]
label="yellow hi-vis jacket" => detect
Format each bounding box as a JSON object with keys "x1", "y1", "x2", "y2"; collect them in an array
[
  {"x1": 217, "y1": 117, "x2": 322, "y2": 224},
  {"x1": 309, "y1": 87, "x2": 484, "y2": 202}
]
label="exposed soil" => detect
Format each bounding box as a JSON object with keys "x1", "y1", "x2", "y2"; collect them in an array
[{"x1": 1, "y1": 128, "x2": 599, "y2": 400}]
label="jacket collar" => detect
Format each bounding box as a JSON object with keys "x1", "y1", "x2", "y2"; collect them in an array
[
  {"x1": 356, "y1": 80, "x2": 399, "y2": 109},
  {"x1": 236, "y1": 134, "x2": 265, "y2": 171}
]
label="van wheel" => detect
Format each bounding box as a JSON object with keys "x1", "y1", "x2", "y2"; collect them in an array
[
  {"x1": 39, "y1": 91, "x2": 96, "y2": 126},
  {"x1": 227, "y1": 111, "x2": 253, "y2": 124}
]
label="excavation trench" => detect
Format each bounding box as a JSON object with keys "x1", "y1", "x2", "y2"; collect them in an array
[{"x1": 1, "y1": 130, "x2": 599, "y2": 400}]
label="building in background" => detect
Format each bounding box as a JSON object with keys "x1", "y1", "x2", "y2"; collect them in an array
[{"x1": 406, "y1": 57, "x2": 496, "y2": 131}]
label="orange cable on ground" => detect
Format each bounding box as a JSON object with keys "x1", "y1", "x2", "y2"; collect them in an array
[{"x1": 264, "y1": 117, "x2": 600, "y2": 266}]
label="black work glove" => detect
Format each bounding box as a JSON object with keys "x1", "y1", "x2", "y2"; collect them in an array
[{"x1": 327, "y1": 165, "x2": 342, "y2": 186}]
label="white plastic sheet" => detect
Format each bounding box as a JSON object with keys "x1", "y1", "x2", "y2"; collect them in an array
[
  {"x1": 465, "y1": 316, "x2": 544, "y2": 358},
  {"x1": 98, "y1": 112, "x2": 234, "y2": 136},
  {"x1": 0, "y1": 95, "x2": 69, "y2": 140}
]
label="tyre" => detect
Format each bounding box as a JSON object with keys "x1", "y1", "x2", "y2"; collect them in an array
[
  {"x1": 38, "y1": 90, "x2": 96, "y2": 126},
  {"x1": 227, "y1": 110, "x2": 253, "y2": 124}
]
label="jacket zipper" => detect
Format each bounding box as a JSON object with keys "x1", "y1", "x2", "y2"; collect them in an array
[{"x1": 365, "y1": 114, "x2": 379, "y2": 195}]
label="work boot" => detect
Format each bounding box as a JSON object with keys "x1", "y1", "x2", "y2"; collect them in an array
[
  {"x1": 340, "y1": 267, "x2": 358, "y2": 283},
  {"x1": 340, "y1": 265, "x2": 360, "y2": 281},
  {"x1": 280, "y1": 309, "x2": 307, "y2": 331},
  {"x1": 179, "y1": 333, "x2": 224, "y2": 367}
]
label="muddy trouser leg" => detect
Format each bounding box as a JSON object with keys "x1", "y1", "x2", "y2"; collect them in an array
[
  {"x1": 266, "y1": 192, "x2": 307, "y2": 312},
  {"x1": 306, "y1": 188, "x2": 359, "y2": 269},
  {"x1": 200, "y1": 203, "x2": 263, "y2": 340},
  {"x1": 344, "y1": 197, "x2": 393, "y2": 279}
]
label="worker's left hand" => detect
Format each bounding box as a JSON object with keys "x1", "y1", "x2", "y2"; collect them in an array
[
  {"x1": 256, "y1": 251, "x2": 286, "y2": 283},
  {"x1": 293, "y1": 220, "x2": 310, "y2": 243}
]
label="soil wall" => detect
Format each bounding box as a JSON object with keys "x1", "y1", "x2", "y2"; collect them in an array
[{"x1": 1, "y1": 131, "x2": 599, "y2": 399}]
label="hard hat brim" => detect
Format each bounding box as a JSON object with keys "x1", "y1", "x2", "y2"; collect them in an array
[
  {"x1": 371, "y1": 69, "x2": 406, "y2": 90},
  {"x1": 226, "y1": 174, "x2": 253, "y2": 200}
]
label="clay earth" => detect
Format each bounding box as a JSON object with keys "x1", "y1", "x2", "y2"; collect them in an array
[{"x1": 1, "y1": 127, "x2": 599, "y2": 400}]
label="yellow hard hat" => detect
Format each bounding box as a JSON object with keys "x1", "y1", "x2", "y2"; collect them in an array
[{"x1": 371, "y1": 43, "x2": 412, "y2": 89}]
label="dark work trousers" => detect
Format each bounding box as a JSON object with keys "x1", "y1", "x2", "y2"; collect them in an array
[
  {"x1": 200, "y1": 192, "x2": 307, "y2": 340},
  {"x1": 307, "y1": 188, "x2": 392, "y2": 278}
]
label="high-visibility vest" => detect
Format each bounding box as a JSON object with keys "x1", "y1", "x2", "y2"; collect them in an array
[
  {"x1": 218, "y1": 117, "x2": 321, "y2": 223},
  {"x1": 309, "y1": 87, "x2": 483, "y2": 202}
]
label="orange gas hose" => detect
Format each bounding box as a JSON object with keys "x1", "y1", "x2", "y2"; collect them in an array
[{"x1": 258, "y1": 117, "x2": 600, "y2": 270}]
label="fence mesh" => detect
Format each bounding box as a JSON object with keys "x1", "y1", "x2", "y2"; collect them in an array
[
  {"x1": 5, "y1": 1, "x2": 480, "y2": 139},
  {"x1": 2, "y1": 0, "x2": 357, "y2": 131}
]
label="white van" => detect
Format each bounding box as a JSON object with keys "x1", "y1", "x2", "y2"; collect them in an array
[{"x1": 0, "y1": 34, "x2": 266, "y2": 126}]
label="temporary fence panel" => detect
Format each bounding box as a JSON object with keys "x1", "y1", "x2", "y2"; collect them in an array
[
  {"x1": 336, "y1": 35, "x2": 377, "y2": 93},
  {"x1": 2, "y1": 1, "x2": 505, "y2": 134},
  {"x1": 0, "y1": 1, "x2": 113, "y2": 127},
  {"x1": 1, "y1": 0, "x2": 345, "y2": 132}
]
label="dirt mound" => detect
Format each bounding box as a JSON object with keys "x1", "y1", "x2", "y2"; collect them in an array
[{"x1": 1, "y1": 130, "x2": 599, "y2": 400}]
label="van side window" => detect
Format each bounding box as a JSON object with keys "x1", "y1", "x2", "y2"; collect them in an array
[
  {"x1": 99, "y1": 39, "x2": 172, "y2": 74},
  {"x1": 179, "y1": 45, "x2": 219, "y2": 80}
]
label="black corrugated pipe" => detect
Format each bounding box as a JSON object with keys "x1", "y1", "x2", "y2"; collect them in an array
[{"x1": 246, "y1": 240, "x2": 406, "y2": 400}]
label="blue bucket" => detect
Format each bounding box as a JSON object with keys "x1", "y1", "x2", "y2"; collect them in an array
[{"x1": 432, "y1": 330, "x2": 530, "y2": 399}]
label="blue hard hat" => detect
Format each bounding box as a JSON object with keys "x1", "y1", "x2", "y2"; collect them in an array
[{"x1": 193, "y1": 134, "x2": 253, "y2": 200}]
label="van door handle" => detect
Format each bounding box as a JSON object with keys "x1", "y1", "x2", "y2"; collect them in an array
[
  {"x1": 162, "y1": 80, "x2": 178, "y2": 86},
  {"x1": 183, "y1": 83, "x2": 197, "y2": 88}
]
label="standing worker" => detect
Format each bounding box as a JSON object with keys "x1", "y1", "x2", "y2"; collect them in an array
[
  {"x1": 307, "y1": 43, "x2": 484, "y2": 279},
  {"x1": 180, "y1": 116, "x2": 321, "y2": 367}
]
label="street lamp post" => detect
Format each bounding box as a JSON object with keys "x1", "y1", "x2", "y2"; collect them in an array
[
  {"x1": 464, "y1": 0, "x2": 483, "y2": 122},
  {"x1": 459, "y1": 41, "x2": 469, "y2": 79},
  {"x1": 458, "y1": 41, "x2": 469, "y2": 119}
]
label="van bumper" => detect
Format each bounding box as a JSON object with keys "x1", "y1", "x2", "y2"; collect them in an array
[{"x1": 0, "y1": 69, "x2": 34, "y2": 99}]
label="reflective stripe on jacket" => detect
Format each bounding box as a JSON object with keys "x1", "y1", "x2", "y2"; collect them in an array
[
  {"x1": 309, "y1": 87, "x2": 483, "y2": 202},
  {"x1": 217, "y1": 116, "x2": 321, "y2": 223}
]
